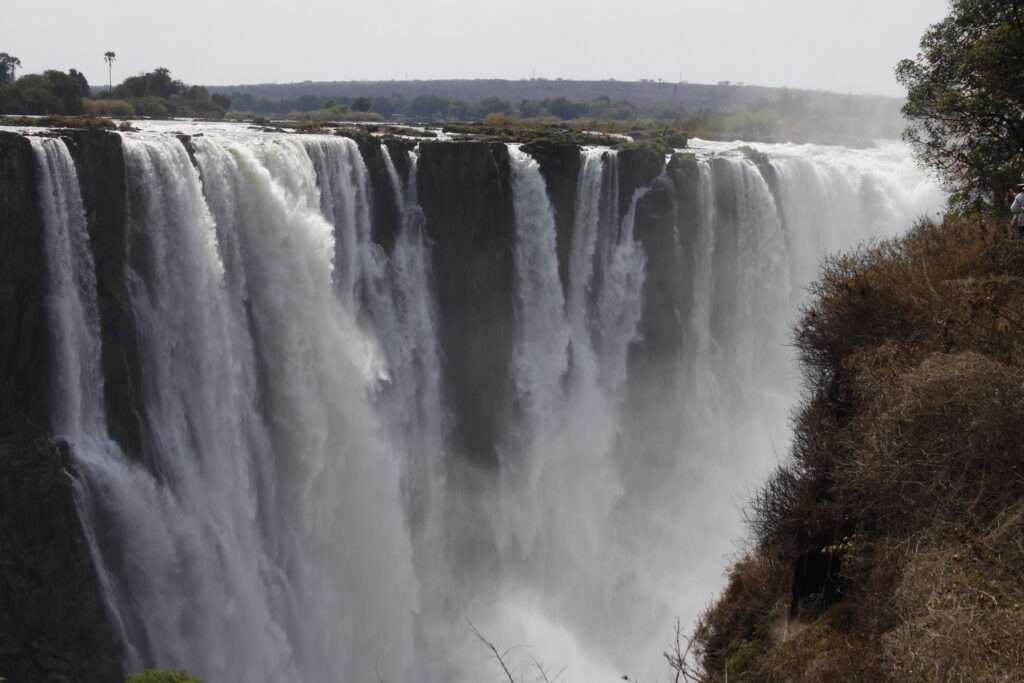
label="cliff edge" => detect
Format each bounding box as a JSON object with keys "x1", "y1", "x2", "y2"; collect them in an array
[{"x1": 694, "y1": 217, "x2": 1024, "y2": 682}]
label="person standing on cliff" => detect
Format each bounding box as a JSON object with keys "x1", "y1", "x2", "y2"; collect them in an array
[{"x1": 1011, "y1": 183, "x2": 1024, "y2": 237}]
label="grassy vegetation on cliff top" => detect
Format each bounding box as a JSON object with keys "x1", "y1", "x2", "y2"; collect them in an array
[
  {"x1": 693, "y1": 216, "x2": 1024, "y2": 682},
  {"x1": 126, "y1": 671, "x2": 206, "y2": 683}
]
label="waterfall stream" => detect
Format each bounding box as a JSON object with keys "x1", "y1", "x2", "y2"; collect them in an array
[{"x1": 27, "y1": 126, "x2": 944, "y2": 683}]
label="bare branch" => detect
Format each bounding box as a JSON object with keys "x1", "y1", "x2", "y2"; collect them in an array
[{"x1": 469, "y1": 621, "x2": 518, "y2": 683}]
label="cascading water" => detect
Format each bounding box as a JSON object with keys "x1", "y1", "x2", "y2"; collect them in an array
[
  {"x1": 32, "y1": 137, "x2": 103, "y2": 438},
  {"x1": 30, "y1": 135, "x2": 134, "y2": 662},
  {"x1": 23, "y1": 123, "x2": 944, "y2": 683}
]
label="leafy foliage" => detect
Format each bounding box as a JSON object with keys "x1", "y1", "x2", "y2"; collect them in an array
[
  {"x1": 0, "y1": 68, "x2": 89, "y2": 114},
  {"x1": 897, "y1": 0, "x2": 1024, "y2": 211},
  {"x1": 0, "y1": 52, "x2": 21, "y2": 85},
  {"x1": 95, "y1": 68, "x2": 230, "y2": 117},
  {"x1": 114, "y1": 67, "x2": 184, "y2": 98}
]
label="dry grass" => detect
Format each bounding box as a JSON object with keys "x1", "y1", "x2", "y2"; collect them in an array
[{"x1": 883, "y1": 505, "x2": 1024, "y2": 682}]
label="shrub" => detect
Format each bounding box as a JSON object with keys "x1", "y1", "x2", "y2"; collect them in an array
[
  {"x1": 882, "y1": 504, "x2": 1024, "y2": 682},
  {"x1": 126, "y1": 670, "x2": 206, "y2": 683},
  {"x1": 483, "y1": 112, "x2": 515, "y2": 126},
  {"x1": 83, "y1": 97, "x2": 135, "y2": 117},
  {"x1": 127, "y1": 96, "x2": 173, "y2": 117},
  {"x1": 695, "y1": 216, "x2": 1024, "y2": 681}
]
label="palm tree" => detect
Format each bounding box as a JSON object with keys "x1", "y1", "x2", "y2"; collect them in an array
[{"x1": 104, "y1": 51, "x2": 116, "y2": 92}]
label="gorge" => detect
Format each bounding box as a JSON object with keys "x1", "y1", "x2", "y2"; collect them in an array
[{"x1": 0, "y1": 122, "x2": 942, "y2": 683}]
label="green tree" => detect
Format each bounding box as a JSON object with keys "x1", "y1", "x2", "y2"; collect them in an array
[
  {"x1": 0, "y1": 74, "x2": 60, "y2": 113},
  {"x1": 116, "y1": 67, "x2": 185, "y2": 99},
  {"x1": 409, "y1": 94, "x2": 448, "y2": 119},
  {"x1": 548, "y1": 97, "x2": 585, "y2": 120},
  {"x1": 588, "y1": 95, "x2": 612, "y2": 118},
  {"x1": 518, "y1": 98, "x2": 546, "y2": 118},
  {"x1": 478, "y1": 96, "x2": 512, "y2": 116},
  {"x1": 211, "y1": 92, "x2": 231, "y2": 111},
  {"x1": 897, "y1": 0, "x2": 1024, "y2": 211},
  {"x1": 68, "y1": 68, "x2": 90, "y2": 97},
  {"x1": 0, "y1": 53, "x2": 21, "y2": 84},
  {"x1": 446, "y1": 99, "x2": 471, "y2": 120},
  {"x1": 371, "y1": 94, "x2": 403, "y2": 118},
  {"x1": 351, "y1": 96, "x2": 371, "y2": 112},
  {"x1": 43, "y1": 70, "x2": 87, "y2": 113}
]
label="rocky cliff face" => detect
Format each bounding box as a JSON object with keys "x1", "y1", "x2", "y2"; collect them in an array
[
  {"x1": 0, "y1": 127, "x2": 684, "y2": 680},
  {"x1": 0, "y1": 131, "x2": 49, "y2": 438},
  {"x1": 354, "y1": 134, "x2": 415, "y2": 254},
  {"x1": 0, "y1": 130, "x2": 124, "y2": 683},
  {"x1": 522, "y1": 141, "x2": 581, "y2": 295},
  {"x1": 621, "y1": 153, "x2": 693, "y2": 488},
  {"x1": 0, "y1": 439, "x2": 123, "y2": 683},
  {"x1": 417, "y1": 141, "x2": 517, "y2": 467},
  {"x1": 65, "y1": 131, "x2": 148, "y2": 468}
]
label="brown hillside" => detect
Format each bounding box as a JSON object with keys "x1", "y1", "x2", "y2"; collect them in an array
[{"x1": 694, "y1": 216, "x2": 1024, "y2": 682}]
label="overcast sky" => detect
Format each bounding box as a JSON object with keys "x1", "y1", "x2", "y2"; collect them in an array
[{"x1": 4, "y1": 0, "x2": 949, "y2": 96}]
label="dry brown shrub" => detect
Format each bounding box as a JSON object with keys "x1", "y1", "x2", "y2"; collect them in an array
[
  {"x1": 700, "y1": 219, "x2": 1024, "y2": 680},
  {"x1": 694, "y1": 554, "x2": 788, "y2": 678},
  {"x1": 797, "y1": 218, "x2": 997, "y2": 382},
  {"x1": 757, "y1": 608, "x2": 887, "y2": 683},
  {"x1": 748, "y1": 389, "x2": 852, "y2": 556},
  {"x1": 978, "y1": 232, "x2": 1024, "y2": 276},
  {"x1": 883, "y1": 505, "x2": 1024, "y2": 682},
  {"x1": 930, "y1": 276, "x2": 1024, "y2": 364},
  {"x1": 836, "y1": 352, "x2": 1024, "y2": 535}
]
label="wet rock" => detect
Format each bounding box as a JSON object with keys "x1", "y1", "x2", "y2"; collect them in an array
[
  {"x1": 521, "y1": 141, "x2": 581, "y2": 298},
  {"x1": 0, "y1": 438, "x2": 123, "y2": 683},
  {"x1": 615, "y1": 143, "x2": 668, "y2": 219},
  {"x1": 416, "y1": 141, "x2": 516, "y2": 467},
  {"x1": 64, "y1": 130, "x2": 149, "y2": 468},
  {"x1": 0, "y1": 131, "x2": 49, "y2": 439}
]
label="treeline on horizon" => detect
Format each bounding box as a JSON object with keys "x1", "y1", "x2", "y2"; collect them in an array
[
  {"x1": 224, "y1": 88, "x2": 905, "y2": 142},
  {"x1": 0, "y1": 56, "x2": 229, "y2": 119},
  {"x1": 0, "y1": 52, "x2": 905, "y2": 143}
]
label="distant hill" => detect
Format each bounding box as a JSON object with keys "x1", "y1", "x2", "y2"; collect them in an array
[
  {"x1": 207, "y1": 78, "x2": 900, "y2": 115},
  {"x1": 206, "y1": 78, "x2": 907, "y2": 142}
]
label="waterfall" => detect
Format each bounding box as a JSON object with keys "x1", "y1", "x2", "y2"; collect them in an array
[
  {"x1": 303, "y1": 136, "x2": 374, "y2": 310},
  {"x1": 19, "y1": 124, "x2": 945, "y2": 683},
  {"x1": 31, "y1": 136, "x2": 141, "y2": 666},
  {"x1": 508, "y1": 145, "x2": 571, "y2": 446},
  {"x1": 361, "y1": 143, "x2": 447, "y2": 546},
  {"x1": 40, "y1": 132, "x2": 418, "y2": 683},
  {"x1": 32, "y1": 137, "x2": 103, "y2": 437},
  {"x1": 565, "y1": 147, "x2": 605, "y2": 381}
]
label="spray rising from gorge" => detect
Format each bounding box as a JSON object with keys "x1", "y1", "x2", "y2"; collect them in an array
[{"x1": 21, "y1": 124, "x2": 942, "y2": 683}]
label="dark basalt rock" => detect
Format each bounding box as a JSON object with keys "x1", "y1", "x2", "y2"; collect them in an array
[
  {"x1": 616, "y1": 143, "x2": 668, "y2": 220},
  {"x1": 709, "y1": 156, "x2": 741, "y2": 348},
  {"x1": 790, "y1": 546, "x2": 843, "y2": 618},
  {"x1": 416, "y1": 141, "x2": 516, "y2": 467},
  {"x1": 352, "y1": 135, "x2": 400, "y2": 254},
  {"x1": 382, "y1": 137, "x2": 416, "y2": 186},
  {"x1": 0, "y1": 130, "x2": 126, "y2": 682},
  {"x1": 619, "y1": 168, "x2": 688, "y2": 489},
  {"x1": 739, "y1": 145, "x2": 783, "y2": 219},
  {"x1": 0, "y1": 438, "x2": 124, "y2": 683},
  {"x1": 0, "y1": 131, "x2": 50, "y2": 439},
  {"x1": 64, "y1": 130, "x2": 150, "y2": 468},
  {"x1": 351, "y1": 135, "x2": 417, "y2": 254}
]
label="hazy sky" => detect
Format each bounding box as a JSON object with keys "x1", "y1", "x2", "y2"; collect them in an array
[{"x1": 5, "y1": 0, "x2": 949, "y2": 96}]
